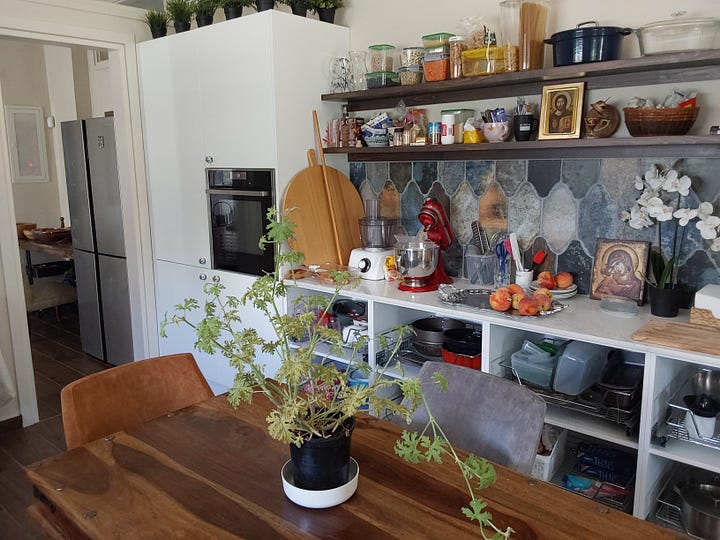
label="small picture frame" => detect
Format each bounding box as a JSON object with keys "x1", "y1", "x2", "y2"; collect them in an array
[
  {"x1": 590, "y1": 238, "x2": 651, "y2": 305},
  {"x1": 538, "y1": 82, "x2": 585, "y2": 140}
]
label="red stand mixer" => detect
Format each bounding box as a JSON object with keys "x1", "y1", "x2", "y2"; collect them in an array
[{"x1": 396, "y1": 198, "x2": 455, "y2": 292}]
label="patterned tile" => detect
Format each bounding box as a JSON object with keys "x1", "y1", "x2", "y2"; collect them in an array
[
  {"x1": 527, "y1": 160, "x2": 561, "y2": 198},
  {"x1": 359, "y1": 181, "x2": 376, "y2": 202},
  {"x1": 495, "y1": 160, "x2": 526, "y2": 197},
  {"x1": 578, "y1": 184, "x2": 621, "y2": 257},
  {"x1": 523, "y1": 237, "x2": 556, "y2": 276},
  {"x1": 507, "y1": 182, "x2": 542, "y2": 249},
  {"x1": 466, "y1": 160, "x2": 495, "y2": 196},
  {"x1": 389, "y1": 162, "x2": 412, "y2": 193},
  {"x1": 379, "y1": 182, "x2": 401, "y2": 219},
  {"x1": 682, "y1": 158, "x2": 720, "y2": 203},
  {"x1": 450, "y1": 182, "x2": 479, "y2": 245},
  {"x1": 366, "y1": 162, "x2": 389, "y2": 193},
  {"x1": 412, "y1": 162, "x2": 438, "y2": 194},
  {"x1": 400, "y1": 181, "x2": 424, "y2": 236},
  {"x1": 561, "y1": 159, "x2": 601, "y2": 199},
  {"x1": 542, "y1": 183, "x2": 577, "y2": 253},
  {"x1": 677, "y1": 250, "x2": 720, "y2": 293},
  {"x1": 478, "y1": 182, "x2": 508, "y2": 239},
  {"x1": 558, "y1": 240, "x2": 593, "y2": 295},
  {"x1": 438, "y1": 161, "x2": 465, "y2": 197},
  {"x1": 598, "y1": 158, "x2": 642, "y2": 204},
  {"x1": 349, "y1": 162, "x2": 366, "y2": 190}
]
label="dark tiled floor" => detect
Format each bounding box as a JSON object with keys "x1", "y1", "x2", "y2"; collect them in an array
[{"x1": 0, "y1": 303, "x2": 109, "y2": 537}]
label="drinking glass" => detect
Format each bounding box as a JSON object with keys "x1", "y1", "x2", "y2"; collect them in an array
[{"x1": 349, "y1": 50, "x2": 367, "y2": 91}]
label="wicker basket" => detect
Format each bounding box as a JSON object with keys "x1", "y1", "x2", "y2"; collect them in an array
[{"x1": 623, "y1": 107, "x2": 699, "y2": 137}]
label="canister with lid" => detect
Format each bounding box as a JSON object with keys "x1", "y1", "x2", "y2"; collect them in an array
[
  {"x1": 449, "y1": 36, "x2": 467, "y2": 79},
  {"x1": 400, "y1": 47, "x2": 425, "y2": 67},
  {"x1": 441, "y1": 113, "x2": 456, "y2": 144},
  {"x1": 368, "y1": 44, "x2": 396, "y2": 72}
]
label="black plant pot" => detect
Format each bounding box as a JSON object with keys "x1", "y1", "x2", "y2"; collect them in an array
[
  {"x1": 291, "y1": 1, "x2": 307, "y2": 16},
  {"x1": 317, "y1": 7, "x2": 335, "y2": 23},
  {"x1": 173, "y1": 21, "x2": 191, "y2": 33},
  {"x1": 648, "y1": 285, "x2": 687, "y2": 318},
  {"x1": 289, "y1": 417, "x2": 354, "y2": 490},
  {"x1": 196, "y1": 13, "x2": 214, "y2": 27},
  {"x1": 149, "y1": 24, "x2": 167, "y2": 39},
  {"x1": 255, "y1": 0, "x2": 274, "y2": 11},
  {"x1": 224, "y1": 6, "x2": 243, "y2": 19}
]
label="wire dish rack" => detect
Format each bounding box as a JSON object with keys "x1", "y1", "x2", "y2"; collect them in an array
[
  {"x1": 653, "y1": 467, "x2": 704, "y2": 538},
  {"x1": 663, "y1": 378, "x2": 720, "y2": 451},
  {"x1": 499, "y1": 359, "x2": 641, "y2": 435}
]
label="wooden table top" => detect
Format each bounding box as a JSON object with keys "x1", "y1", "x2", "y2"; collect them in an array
[
  {"x1": 18, "y1": 238, "x2": 73, "y2": 260},
  {"x1": 27, "y1": 395, "x2": 679, "y2": 539}
]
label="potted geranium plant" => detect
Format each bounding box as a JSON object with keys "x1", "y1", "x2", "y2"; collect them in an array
[
  {"x1": 144, "y1": 9, "x2": 169, "y2": 38},
  {"x1": 220, "y1": 0, "x2": 252, "y2": 19},
  {"x1": 162, "y1": 208, "x2": 511, "y2": 537},
  {"x1": 308, "y1": 0, "x2": 343, "y2": 23},
  {"x1": 166, "y1": 0, "x2": 194, "y2": 32},
  {"x1": 622, "y1": 161, "x2": 720, "y2": 316}
]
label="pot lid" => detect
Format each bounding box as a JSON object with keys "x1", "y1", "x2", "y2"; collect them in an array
[
  {"x1": 676, "y1": 481, "x2": 720, "y2": 516},
  {"x1": 639, "y1": 16, "x2": 720, "y2": 32},
  {"x1": 549, "y1": 22, "x2": 633, "y2": 40}
]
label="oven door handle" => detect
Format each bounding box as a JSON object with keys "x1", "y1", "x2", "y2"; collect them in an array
[{"x1": 207, "y1": 189, "x2": 271, "y2": 197}]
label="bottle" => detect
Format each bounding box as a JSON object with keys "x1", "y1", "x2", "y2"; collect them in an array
[
  {"x1": 441, "y1": 113, "x2": 456, "y2": 145},
  {"x1": 340, "y1": 105, "x2": 351, "y2": 147}
]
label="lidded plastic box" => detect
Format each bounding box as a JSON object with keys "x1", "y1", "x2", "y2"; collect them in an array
[
  {"x1": 553, "y1": 341, "x2": 611, "y2": 396},
  {"x1": 510, "y1": 340, "x2": 558, "y2": 388},
  {"x1": 368, "y1": 44, "x2": 396, "y2": 72},
  {"x1": 422, "y1": 32, "x2": 455, "y2": 48}
]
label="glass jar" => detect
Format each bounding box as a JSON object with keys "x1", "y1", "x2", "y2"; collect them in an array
[
  {"x1": 368, "y1": 44, "x2": 396, "y2": 72},
  {"x1": 499, "y1": 0, "x2": 521, "y2": 72},
  {"x1": 449, "y1": 36, "x2": 467, "y2": 79},
  {"x1": 348, "y1": 50, "x2": 367, "y2": 91},
  {"x1": 400, "y1": 47, "x2": 425, "y2": 67},
  {"x1": 517, "y1": 0, "x2": 549, "y2": 71}
]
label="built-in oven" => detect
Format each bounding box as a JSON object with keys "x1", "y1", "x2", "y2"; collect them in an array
[{"x1": 207, "y1": 168, "x2": 275, "y2": 276}]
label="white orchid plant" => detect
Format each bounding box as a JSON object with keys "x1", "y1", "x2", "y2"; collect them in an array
[{"x1": 622, "y1": 163, "x2": 720, "y2": 288}]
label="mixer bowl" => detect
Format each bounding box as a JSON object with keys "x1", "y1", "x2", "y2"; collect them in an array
[
  {"x1": 360, "y1": 217, "x2": 397, "y2": 249},
  {"x1": 394, "y1": 240, "x2": 439, "y2": 284}
]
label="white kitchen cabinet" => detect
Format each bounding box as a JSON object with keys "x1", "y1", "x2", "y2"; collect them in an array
[
  {"x1": 155, "y1": 259, "x2": 279, "y2": 394},
  {"x1": 138, "y1": 12, "x2": 349, "y2": 268},
  {"x1": 286, "y1": 276, "x2": 719, "y2": 526}
]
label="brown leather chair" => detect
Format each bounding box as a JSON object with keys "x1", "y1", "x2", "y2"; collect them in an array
[{"x1": 61, "y1": 353, "x2": 213, "y2": 450}]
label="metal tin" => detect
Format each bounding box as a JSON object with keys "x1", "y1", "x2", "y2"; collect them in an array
[{"x1": 428, "y1": 122, "x2": 441, "y2": 145}]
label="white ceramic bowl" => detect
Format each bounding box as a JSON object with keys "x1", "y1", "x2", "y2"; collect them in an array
[{"x1": 281, "y1": 457, "x2": 359, "y2": 508}]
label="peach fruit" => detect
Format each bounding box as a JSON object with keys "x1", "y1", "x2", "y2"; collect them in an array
[
  {"x1": 517, "y1": 297, "x2": 539, "y2": 316},
  {"x1": 534, "y1": 287, "x2": 553, "y2": 300},
  {"x1": 556, "y1": 272, "x2": 574, "y2": 289},
  {"x1": 537, "y1": 271, "x2": 556, "y2": 290},
  {"x1": 533, "y1": 292, "x2": 553, "y2": 311},
  {"x1": 489, "y1": 288, "x2": 512, "y2": 312},
  {"x1": 511, "y1": 292, "x2": 528, "y2": 310},
  {"x1": 508, "y1": 283, "x2": 525, "y2": 295}
]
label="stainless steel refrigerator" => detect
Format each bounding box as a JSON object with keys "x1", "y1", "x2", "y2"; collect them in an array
[{"x1": 62, "y1": 117, "x2": 133, "y2": 365}]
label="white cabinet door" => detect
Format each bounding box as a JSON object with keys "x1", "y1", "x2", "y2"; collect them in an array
[
  {"x1": 138, "y1": 35, "x2": 211, "y2": 268},
  {"x1": 155, "y1": 261, "x2": 280, "y2": 393},
  {"x1": 196, "y1": 17, "x2": 276, "y2": 168}
]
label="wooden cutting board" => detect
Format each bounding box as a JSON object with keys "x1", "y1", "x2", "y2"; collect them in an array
[
  {"x1": 631, "y1": 320, "x2": 720, "y2": 356},
  {"x1": 282, "y1": 150, "x2": 363, "y2": 266}
]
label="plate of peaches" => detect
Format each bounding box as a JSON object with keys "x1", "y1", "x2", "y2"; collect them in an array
[{"x1": 529, "y1": 271, "x2": 577, "y2": 300}]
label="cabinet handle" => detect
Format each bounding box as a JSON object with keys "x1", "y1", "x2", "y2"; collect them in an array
[
  {"x1": 205, "y1": 156, "x2": 213, "y2": 164},
  {"x1": 212, "y1": 275, "x2": 221, "y2": 283},
  {"x1": 199, "y1": 273, "x2": 207, "y2": 281},
  {"x1": 198, "y1": 257, "x2": 207, "y2": 265}
]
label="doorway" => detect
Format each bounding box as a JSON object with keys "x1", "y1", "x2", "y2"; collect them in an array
[{"x1": 0, "y1": 3, "x2": 156, "y2": 428}]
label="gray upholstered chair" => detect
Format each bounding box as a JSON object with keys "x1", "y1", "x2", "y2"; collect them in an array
[{"x1": 396, "y1": 362, "x2": 546, "y2": 475}]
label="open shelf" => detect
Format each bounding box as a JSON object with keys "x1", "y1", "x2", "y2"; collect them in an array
[{"x1": 322, "y1": 50, "x2": 720, "y2": 111}]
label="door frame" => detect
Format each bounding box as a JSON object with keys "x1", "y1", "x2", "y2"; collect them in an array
[{"x1": 0, "y1": 1, "x2": 157, "y2": 426}]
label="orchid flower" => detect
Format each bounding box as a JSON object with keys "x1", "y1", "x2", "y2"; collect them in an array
[
  {"x1": 662, "y1": 169, "x2": 691, "y2": 196},
  {"x1": 711, "y1": 237, "x2": 720, "y2": 252},
  {"x1": 646, "y1": 197, "x2": 673, "y2": 221},
  {"x1": 697, "y1": 215, "x2": 720, "y2": 240},
  {"x1": 644, "y1": 167, "x2": 665, "y2": 191},
  {"x1": 697, "y1": 201, "x2": 715, "y2": 221},
  {"x1": 673, "y1": 208, "x2": 698, "y2": 227}
]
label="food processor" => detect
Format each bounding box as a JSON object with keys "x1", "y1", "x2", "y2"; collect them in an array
[
  {"x1": 394, "y1": 198, "x2": 455, "y2": 292},
  {"x1": 348, "y1": 199, "x2": 397, "y2": 280}
]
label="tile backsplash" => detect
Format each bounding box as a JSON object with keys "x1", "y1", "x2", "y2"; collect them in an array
[{"x1": 349, "y1": 157, "x2": 720, "y2": 295}]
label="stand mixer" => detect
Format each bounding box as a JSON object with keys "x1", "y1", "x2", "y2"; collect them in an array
[
  {"x1": 348, "y1": 199, "x2": 397, "y2": 280},
  {"x1": 395, "y1": 198, "x2": 455, "y2": 292}
]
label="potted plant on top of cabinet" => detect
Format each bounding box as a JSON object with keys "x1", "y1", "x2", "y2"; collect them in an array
[
  {"x1": 161, "y1": 208, "x2": 511, "y2": 538},
  {"x1": 220, "y1": 0, "x2": 253, "y2": 19},
  {"x1": 277, "y1": 0, "x2": 308, "y2": 17},
  {"x1": 144, "y1": 9, "x2": 169, "y2": 39},
  {"x1": 308, "y1": 0, "x2": 343, "y2": 23},
  {"x1": 166, "y1": 0, "x2": 194, "y2": 32},
  {"x1": 193, "y1": 0, "x2": 219, "y2": 27},
  {"x1": 254, "y1": 0, "x2": 275, "y2": 12}
]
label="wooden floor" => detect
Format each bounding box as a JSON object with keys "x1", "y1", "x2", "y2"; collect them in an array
[{"x1": 0, "y1": 303, "x2": 109, "y2": 538}]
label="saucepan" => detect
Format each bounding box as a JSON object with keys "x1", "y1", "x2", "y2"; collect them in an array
[{"x1": 674, "y1": 474, "x2": 720, "y2": 540}]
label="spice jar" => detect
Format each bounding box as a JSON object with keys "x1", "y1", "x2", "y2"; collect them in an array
[
  {"x1": 449, "y1": 36, "x2": 467, "y2": 79},
  {"x1": 368, "y1": 44, "x2": 396, "y2": 72}
]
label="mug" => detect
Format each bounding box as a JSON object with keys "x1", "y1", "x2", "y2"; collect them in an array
[
  {"x1": 513, "y1": 114, "x2": 539, "y2": 141},
  {"x1": 482, "y1": 121, "x2": 511, "y2": 143}
]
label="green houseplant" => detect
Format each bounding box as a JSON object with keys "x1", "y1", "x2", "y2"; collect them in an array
[
  {"x1": 144, "y1": 9, "x2": 169, "y2": 39},
  {"x1": 277, "y1": 0, "x2": 308, "y2": 16},
  {"x1": 254, "y1": 0, "x2": 275, "y2": 12},
  {"x1": 220, "y1": 0, "x2": 253, "y2": 19},
  {"x1": 308, "y1": 0, "x2": 342, "y2": 23},
  {"x1": 162, "y1": 208, "x2": 512, "y2": 538},
  {"x1": 166, "y1": 0, "x2": 194, "y2": 32},
  {"x1": 622, "y1": 162, "x2": 720, "y2": 316},
  {"x1": 193, "y1": 0, "x2": 219, "y2": 26}
]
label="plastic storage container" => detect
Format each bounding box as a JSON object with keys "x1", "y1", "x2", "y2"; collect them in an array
[
  {"x1": 462, "y1": 46, "x2": 506, "y2": 76},
  {"x1": 398, "y1": 66, "x2": 423, "y2": 86},
  {"x1": 510, "y1": 340, "x2": 557, "y2": 388},
  {"x1": 636, "y1": 16, "x2": 720, "y2": 56},
  {"x1": 422, "y1": 32, "x2": 455, "y2": 48},
  {"x1": 368, "y1": 44, "x2": 396, "y2": 72},
  {"x1": 423, "y1": 51, "x2": 450, "y2": 82},
  {"x1": 532, "y1": 428, "x2": 566, "y2": 481},
  {"x1": 553, "y1": 341, "x2": 611, "y2": 396},
  {"x1": 400, "y1": 47, "x2": 425, "y2": 67},
  {"x1": 365, "y1": 70, "x2": 399, "y2": 89}
]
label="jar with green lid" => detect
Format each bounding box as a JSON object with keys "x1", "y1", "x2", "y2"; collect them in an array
[{"x1": 368, "y1": 44, "x2": 396, "y2": 72}]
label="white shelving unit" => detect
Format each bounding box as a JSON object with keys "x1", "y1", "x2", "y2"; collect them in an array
[{"x1": 287, "y1": 276, "x2": 719, "y2": 524}]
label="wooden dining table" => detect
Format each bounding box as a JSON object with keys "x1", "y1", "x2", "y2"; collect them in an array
[{"x1": 26, "y1": 395, "x2": 679, "y2": 539}]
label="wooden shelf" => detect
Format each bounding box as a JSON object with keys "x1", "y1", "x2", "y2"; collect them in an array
[
  {"x1": 322, "y1": 50, "x2": 720, "y2": 111},
  {"x1": 325, "y1": 136, "x2": 720, "y2": 161}
]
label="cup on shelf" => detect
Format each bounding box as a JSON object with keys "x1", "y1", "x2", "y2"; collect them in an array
[{"x1": 513, "y1": 114, "x2": 539, "y2": 141}]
